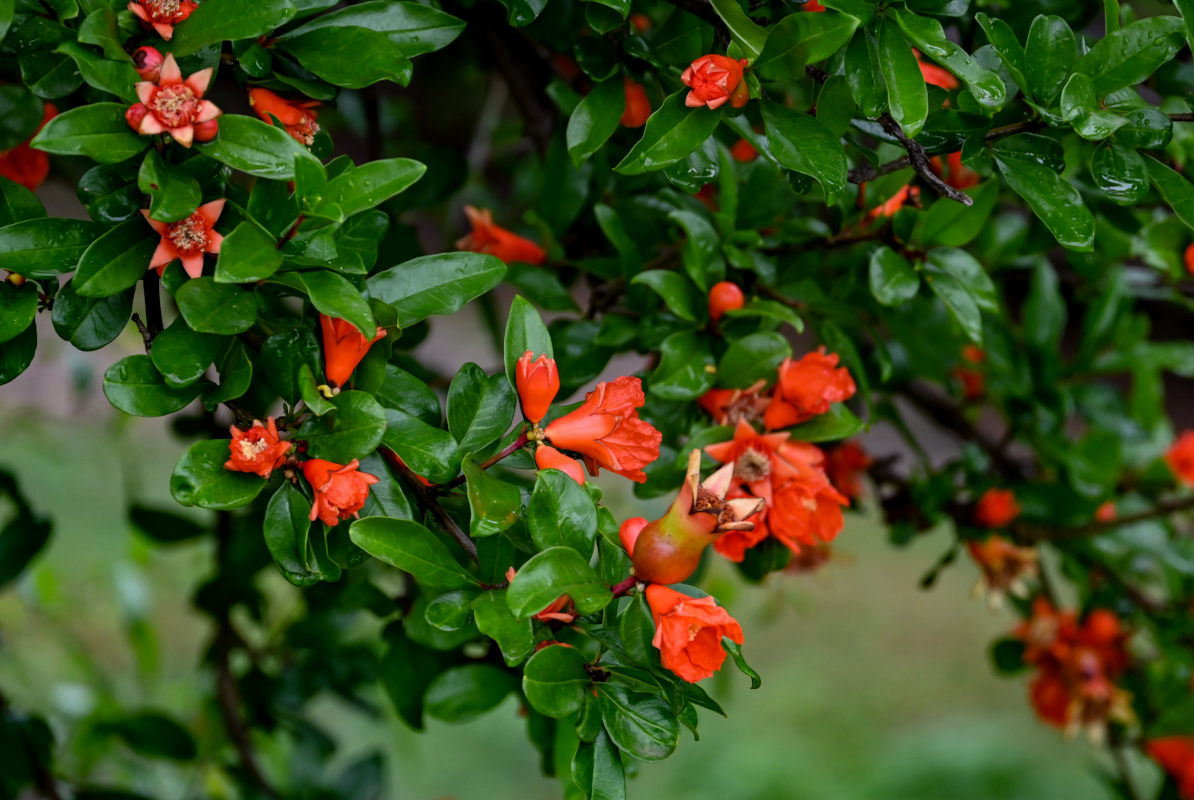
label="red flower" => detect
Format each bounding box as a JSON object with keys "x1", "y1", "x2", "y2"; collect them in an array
[
  {"x1": 707, "y1": 281, "x2": 745, "y2": 321},
  {"x1": 710, "y1": 485, "x2": 770, "y2": 562},
  {"x1": 698, "y1": 381, "x2": 768, "y2": 426},
  {"x1": 0, "y1": 102, "x2": 56, "y2": 192},
  {"x1": 128, "y1": 0, "x2": 196, "y2": 40},
  {"x1": 533, "y1": 595, "x2": 576, "y2": 624},
  {"x1": 681, "y1": 55, "x2": 750, "y2": 110},
  {"x1": 456, "y1": 206, "x2": 546, "y2": 266},
  {"x1": 132, "y1": 46, "x2": 164, "y2": 81},
  {"x1": 224, "y1": 418, "x2": 291, "y2": 479},
  {"x1": 1148, "y1": 737, "x2": 1194, "y2": 799},
  {"x1": 535, "y1": 444, "x2": 586, "y2": 484},
  {"x1": 515, "y1": 350, "x2": 559, "y2": 425},
  {"x1": 865, "y1": 184, "x2": 919, "y2": 219},
  {"x1": 629, "y1": 12, "x2": 651, "y2": 31},
  {"x1": 543, "y1": 376, "x2": 661, "y2": 483},
  {"x1": 823, "y1": 441, "x2": 872, "y2": 500},
  {"x1": 966, "y1": 536, "x2": 1037, "y2": 606},
  {"x1": 248, "y1": 88, "x2": 321, "y2": 146},
  {"x1": 645, "y1": 585, "x2": 744, "y2": 683},
  {"x1": 620, "y1": 78, "x2": 651, "y2": 128},
  {"x1": 319, "y1": 314, "x2": 387, "y2": 388},
  {"x1": 1094, "y1": 501, "x2": 1117, "y2": 522},
  {"x1": 729, "y1": 138, "x2": 759, "y2": 162},
  {"x1": 764, "y1": 348, "x2": 857, "y2": 430},
  {"x1": 952, "y1": 344, "x2": 986, "y2": 400},
  {"x1": 1185, "y1": 244, "x2": 1194, "y2": 277},
  {"x1": 143, "y1": 199, "x2": 224, "y2": 279},
  {"x1": 916, "y1": 53, "x2": 958, "y2": 90},
  {"x1": 1166, "y1": 431, "x2": 1194, "y2": 487},
  {"x1": 804, "y1": 0, "x2": 826, "y2": 8},
  {"x1": 128, "y1": 54, "x2": 220, "y2": 147},
  {"x1": 973, "y1": 488, "x2": 1020, "y2": 528},
  {"x1": 301, "y1": 458, "x2": 379, "y2": 527},
  {"x1": 938, "y1": 151, "x2": 980, "y2": 190}
]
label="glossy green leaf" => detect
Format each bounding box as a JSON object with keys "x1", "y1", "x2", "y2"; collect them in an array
[
  {"x1": 381, "y1": 409, "x2": 459, "y2": 484},
  {"x1": 567, "y1": 78, "x2": 625, "y2": 166},
  {"x1": 868, "y1": 246, "x2": 919, "y2": 306},
  {"x1": 717, "y1": 332, "x2": 791, "y2": 388},
  {"x1": 214, "y1": 220, "x2": 282, "y2": 283},
  {"x1": 350, "y1": 517, "x2": 478, "y2": 588},
  {"x1": 614, "y1": 92, "x2": 721, "y2": 176},
  {"x1": 1090, "y1": 140, "x2": 1148, "y2": 205},
  {"x1": 73, "y1": 217, "x2": 158, "y2": 297},
  {"x1": 529, "y1": 469, "x2": 598, "y2": 557},
  {"x1": 649, "y1": 331, "x2": 714, "y2": 402},
  {"x1": 150, "y1": 319, "x2": 223, "y2": 388},
  {"x1": 271, "y1": 270, "x2": 375, "y2": 337},
  {"x1": 1075, "y1": 15, "x2": 1185, "y2": 96},
  {"x1": 0, "y1": 217, "x2": 98, "y2": 279},
  {"x1": 198, "y1": 115, "x2": 319, "y2": 180},
  {"x1": 0, "y1": 325, "x2": 35, "y2": 386},
  {"x1": 787, "y1": 403, "x2": 865, "y2": 442},
  {"x1": 424, "y1": 664, "x2": 516, "y2": 721},
  {"x1": 597, "y1": 684, "x2": 678, "y2": 763},
  {"x1": 299, "y1": 390, "x2": 387, "y2": 463},
  {"x1": 1023, "y1": 15, "x2": 1074, "y2": 106},
  {"x1": 175, "y1": 277, "x2": 258, "y2": 334},
  {"x1": 523, "y1": 644, "x2": 591, "y2": 719},
  {"x1": 926, "y1": 270, "x2": 982, "y2": 344},
  {"x1": 992, "y1": 139, "x2": 1094, "y2": 251},
  {"x1": 315, "y1": 158, "x2": 426, "y2": 219},
  {"x1": 138, "y1": 151, "x2": 202, "y2": 224},
  {"x1": 1143, "y1": 155, "x2": 1194, "y2": 233},
  {"x1": 878, "y1": 20, "x2": 928, "y2": 137},
  {"x1": 368, "y1": 252, "x2": 506, "y2": 327},
  {"x1": 263, "y1": 482, "x2": 320, "y2": 587},
  {"x1": 462, "y1": 456, "x2": 521, "y2": 538},
  {"x1": 446, "y1": 364, "x2": 517, "y2": 454},
  {"x1": 760, "y1": 101, "x2": 847, "y2": 201},
  {"x1": 754, "y1": 11, "x2": 858, "y2": 79},
  {"x1": 472, "y1": 590, "x2": 534, "y2": 666},
  {"x1": 507, "y1": 547, "x2": 612, "y2": 618},
  {"x1": 170, "y1": 0, "x2": 296, "y2": 55},
  {"x1": 630, "y1": 270, "x2": 702, "y2": 322},
  {"x1": 0, "y1": 176, "x2": 45, "y2": 228},
  {"x1": 170, "y1": 439, "x2": 267, "y2": 509},
  {"x1": 710, "y1": 0, "x2": 767, "y2": 59},
  {"x1": 0, "y1": 281, "x2": 37, "y2": 344},
  {"x1": 104, "y1": 355, "x2": 203, "y2": 417},
  {"x1": 50, "y1": 281, "x2": 133, "y2": 351},
  {"x1": 30, "y1": 103, "x2": 148, "y2": 164},
  {"x1": 503, "y1": 294, "x2": 554, "y2": 387},
  {"x1": 919, "y1": 179, "x2": 998, "y2": 248},
  {"x1": 891, "y1": 10, "x2": 1005, "y2": 108}
]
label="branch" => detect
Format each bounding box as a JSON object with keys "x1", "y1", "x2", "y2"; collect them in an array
[
  {"x1": 380, "y1": 447, "x2": 479, "y2": 561},
  {"x1": 878, "y1": 114, "x2": 973, "y2": 206},
  {"x1": 143, "y1": 271, "x2": 163, "y2": 337},
  {"x1": 131, "y1": 313, "x2": 155, "y2": 353},
  {"x1": 214, "y1": 620, "x2": 279, "y2": 799},
  {"x1": 1020, "y1": 495, "x2": 1194, "y2": 543},
  {"x1": 445, "y1": 431, "x2": 529, "y2": 489}
]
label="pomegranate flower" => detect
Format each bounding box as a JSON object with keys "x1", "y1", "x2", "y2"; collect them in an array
[
  {"x1": 456, "y1": 206, "x2": 546, "y2": 266},
  {"x1": 698, "y1": 380, "x2": 769, "y2": 426},
  {"x1": 966, "y1": 535, "x2": 1037, "y2": 609},
  {"x1": 515, "y1": 350, "x2": 559, "y2": 425},
  {"x1": 764, "y1": 348, "x2": 857, "y2": 430},
  {"x1": 681, "y1": 54, "x2": 750, "y2": 110},
  {"x1": 1148, "y1": 737, "x2": 1194, "y2": 799},
  {"x1": 973, "y1": 488, "x2": 1020, "y2": 528},
  {"x1": 224, "y1": 418, "x2": 291, "y2": 479},
  {"x1": 620, "y1": 77, "x2": 651, "y2": 128},
  {"x1": 1166, "y1": 430, "x2": 1194, "y2": 487},
  {"x1": 535, "y1": 445, "x2": 587, "y2": 484},
  {"x1": 646, "y1": 584, "x2": 744, "y2": 683},
  {"x1": 302, "y1": 458, "x2": 379, "y2": 527},
  {"x1": 248, "y1": 88, "x2": 321, "y2": 146},
  {"x1": 128, "y1": 0, "x2": 196, "y2": 40},
  {"x1": 542, "y1": 375, "x2": 662, "y2": 483},
  {"x1": 143, "y1": 199, "x2": 224, "y2": 278},
  {"x1": 127, "y1": 54, "x2": 220, "y2": 147},
  {"x1": 132, "y1": 46, "x2": 164, "y2": 81},
  {"x1": 319, "y1": 314, "x2": 387, "y2": 388},
  {"x1": 0, "y1": 102, "x2": 55, "y2": 192}
]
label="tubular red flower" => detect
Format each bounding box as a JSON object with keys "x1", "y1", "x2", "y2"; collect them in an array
[
  {"x1": 698, "y1": 381, "x2": 768, "y2": 426},
  {"x1": 645, "y1": 585, "x2": 744, "y2": 683},
  {"x1": 131, "y1": 54, "x2": 221, "y2": 147},
  {"x1": 543, "y1": 375, "x2": 661, "y2": 482},
  {"x1": 535, "y1": 445, "x2": 586, "y2": 484},
  {"x1": 515, "y1": 350, "x2": 559, "y2": 424},
  {"x1": 302, "y1": 458, "x2": 379, "y2": 527},
  {"x1": 620, "y1": 78, "x2": 651, "y2": 127},
  {"x1": 249, "y1": 88, "x2": 321, "y2": 146},
  {"x1": 764, "y1": 348, "x2": 857, "y2": 430},
  {"x1": 128, "y1": 0, "x2": 196, "y2": 40},
  {"x1": 0, "y1": 102, "x2": 55, "y2": 192},
  {"x1": 456, "y1": 206, "x2": 546, "y2": 266},
  {"x1": 142, "y1": 199, "x2": 224, "y2": 278},
  {"x1": 224, "y1": 418, "x2": 290, "y2": 479},
  {"x1": 729, "y1": 138, "x2": 759, "y2": 162},
  {"x1": 973, "y1": 488, "x2": 1020, "y2": 528},
  {"x1": 865, "y1": 183, "x2": 919, "y2": 219},
  {"x1": 1148, "y1": 737, "x2": 1194, "y2": 799},
  {"x1": 916, "y1": 53, "x2": 959, "y2": 90},
  {"x1": 681, "y1": 54, "x2": 750, "y2": 110},
  {"x1": 1166, "y1": 431, "x2": 1194, "y2": 487},
  {"x1": 320, "y1": 314, "x2": 387, "y2": 388}
]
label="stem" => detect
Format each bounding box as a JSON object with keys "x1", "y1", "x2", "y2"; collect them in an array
[
  {"x1": 878, "y1": 113, "x2": 974, "y2": 207},
  {"x1": 1021, "y1": 495, "x2": 1194, "y2": 543},
  {"x1": 143, "y1": 270, "x2": 163, "y2": 336},
  {"x1": 611, "y1": 576, "x2": 638, "y2": 598},
  {"x1": 381, "y1": 447, "x2": 479, "y2": 561},
  {"x1": 131, "y1": 313, "x2": 154, "y2": 353},
  {"x1": 445, "y1": 431, "x2": 530, "y2": 489}
]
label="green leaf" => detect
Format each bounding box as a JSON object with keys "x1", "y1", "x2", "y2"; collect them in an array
[
  {"x1": 472, "y1": 590, "x2": 534, "y2": 666},
  {"x1": 614, "y1": 92, "x2": 721, "y2": 176},
  {"x1": 150, "y1": 318, "x2": 223, "y2": 388},
  {"x1": 918, "y1": 178, "x2": 998, "y2": 247},
  {"x1": 349, "y1": 517, "x2": 478, "y2": 588},
  {"x1": 574, "y1": 731, "x2": 627, "y2": 800},
  {"x1": 717, "y1": 332, "x2": 791, "y2": 388},
  {"x1": 463, "y1": 456, "x2": 522, "y2": 538},
  {"x1": 0, "y1": 217, "x2": 98, "y2": 279},
  {"x1": 891, "y1": 10, "x2": 1005, "y2": 108},
  {"x1": 868, "y1": 246, "x2": 919, "y2": 306},
  {"x1": 754, "y1": 11, "x2": 858, "y2": 79},
  {"x1": 0, "y1": 281, "x2": 37, "y2": 344},
  {"x1": 991, "y1": 138, "x2": 1094, "y2": 251},
  {"x1": 597, "y1": 684, "x2": 679, "y2": 762},
  {"x1": 50, "y1": 281, "x2": 133, "y2": 351},
  {"x1": 263, "y1": 482, "x2": 320, "y2": 587},
  {"x1": 1089, "y1": 140, "x2": 1148, "y2": 205},
  {"x1": 377, "y1": 364, "x2": 442, "y2": 425},
  {"x1": 171, "y1": 439, "x2": 267, "y2": 509},
  {"x1": 1176, "y1": 0, "x2": 1194, "y2": 53},
  {"x1": 368, "y1": 252, "x2": 506, "y2": 327},
  {"x1": 271, "y1": 270, "x2": 375, "y2": 337},
  {"x1": 138, "y1": 151, "x2": 201, "y2": 224},
  {"x1": 523, "y1": 644, "x2": 591, "y2": 719},
  {"x1": 1143, "y1": 154, "x2": 1194, "y2": 233},
  {"x1": 710, "y1": 0, "x2": 767, "y2": 59},
  {"x1": 204, "y1": 339, "x2": 253, "y2": 407},
  {"x1": 668, "y1": 210, "x2": 721, "y2": 292},
  {"x1": 425, "y1": 589, "x2": 478, "y2": 630},
  {"x1": 104, "y1": 355, "x2": 202, "y2": 417},
  {"x1": 529, "y1": 469, "x2": 598, "y2": 557},
  {"x1": 503, "y1": 295, "x2": 554, "y2": 388},
  {"x1": 1075, "y1": 15, "x2": 1185, "y2": 96},
  {"x1": 630, "y1": 270, "x2": 702, "y2": 322},
  {"x1": 380, "y1": 627, "x2": 441, "y2": 730},
  {"x1": 975, "y1": 13, "x2": 1028, "y2": 97},
  {"x1": 446, "y1": 364, "x2": 516, "y2": 454},
  {"x1": 878, "y1": 19, "x2": 928, "y2": 137},
  {"x1": 0, "y1": 86, "x2": 46, "y2": 151},
  {"x1": 299, "y1": 390, "x2": 387, "y2": 463},
  {"x1": 73, "y1": 217, "x2": 158, "y2": 297},
  {"x1": 198, "y1": 115, "x2": 319, "y2": 180},
  {"x1": 844, "y1": 30, "x2": 886, "y2": 119},
  {"x1": 1023, "y1": 259, "x2": 1065, "y2": 350},
  {"x1": 926, "y1": 271, "x2": 982, "y2": 344},
  {"x1": 925, "y1": 247, "x2": 997, "y2": 312},
  {"x1": 424, "y1": 664, "x2": 517, "y2": 721},
  {"x1": 723, "y1": 640, "x2": 761, "y2": 688},
  {"x1": 567, "y1": 78, "x2": 626, "y2": 166},
  {"x1": 496, "y1": 0, "x2": 547, "y2": 26},
  {"x1": 214, "y1": 220, "x2": 282, "y2": 283},
  {"x1": 381, "y1": 409, "x2": 459, "y2": 484},
  {"x1": 102, "y1": 712, "x2": 196, "y2": 761},
  {"x1": 55, "y1": 42, "x2": 139, "y2": 102},
  {"x1": 507, "y1": 547, "x2": 612, "y2": 618},
  {"x1": 787, "y1": 403, "x2": 865, "y2": 442},
  {"x1": 0, "y1": 175, "x2": 45, "y2": 228},
  {"x1": 170, "y1": 0, "x2": 297, "y2": 56},
  {"x1": 175, "y1": 277, "x2": 258, "y2": 334},
  {"x1": 31, "y1": 103, "x2": 148, "y2": 164},
  {"x1": 0, "y1": 325, "x2": 35, "y2": 386},
  {"x1": 648, "y1": 331, "x2": 714, "y2": 402},
  {"x1": 1023, "y1": 15, "x2": 1074, "y2": 106},
  {"x1": 760, "y1": 100, "x2": 847, "y2": 201},
  {"x1": 315, "y1": 158, "x2": 426, "y2": 219}
]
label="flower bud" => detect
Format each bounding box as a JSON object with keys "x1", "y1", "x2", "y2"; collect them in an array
[
  {"x1": 125, "y1": 102, "x2": 149, "y2": 132},
  {"x1": 681, "y1": 54, "x2": 750, "y2": 110},
  {"x1": 707, "y1": 281, "x2": 744, "y2": 321},
  {"x1": 132, "y1": 46, "x2": 164, "y2": 81},
  {"x1": 515, "y1": 350, "x2": 559, "y2": 424},
  {"x1": 535, "y1": 444, "x2": 585, "y2": 484},
  {"x1": 620, "y1": 78, "x2": 651, "y2": 128},
  {"x1": 193, "y1": 119, "x2": 220, "y2": 142}
]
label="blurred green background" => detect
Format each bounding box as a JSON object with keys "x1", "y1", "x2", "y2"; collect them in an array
[{"x1": 0, "y1": 329, "x2": 1153, "y2": 799}]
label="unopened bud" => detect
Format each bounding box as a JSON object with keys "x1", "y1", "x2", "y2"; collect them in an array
[{"x1": 132, "y1": 46, "x2": 164, "y2": 81}]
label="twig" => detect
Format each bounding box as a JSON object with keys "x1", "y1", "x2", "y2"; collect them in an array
[
  {"x1": 878, "y1": 114, "x2": 973, "y2": 206},
  {"x1": 131, "y1": 313, "x2": 154, "y2": 353},
  {"x1": 143, "y1": 271, "x2": 163, "y2": 336},
  {"x1": 380, "y1": 447, "x2": 478, "y2": 561},
  {"x1": 445, "y1": 431, "x2": 529, "y2": 489},
  {"x1": 1020, "y1": 495, "x2": 1194, "y2": 543},
  {"x1": 214, "y1": 620, "x2": 279, "y2": 798}
]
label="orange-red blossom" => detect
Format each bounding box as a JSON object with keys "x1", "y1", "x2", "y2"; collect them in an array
[
  {"x1": 681, "y1": 55, "x2": 750, "y2": 110},
  {"x1": 0, "y1": 102, "x2": 55, "y2": 192},
  {"x1": 142, "y1": 199, "x2": 224, "y2": 279},
  {"x1": 224, "y1": 418, "x2": 291, "y2": 479},
  {"x1": 542, "y1": 375, "x2": 661, "y2": 483},
  {"x1": 302, "y1": 459, "x2": 379, "y2": 527},
  {"x1": 645, "y1": 584, "x2": 743, "y2": 683},
  {"x1": 620, "y1": 78, "x2": 651, "y2": 127},
  {"x1": 249, "y1": 88, "x2": 321, "y2": 146},
  {"x1": 320, "y1": 314, "x2": 386, "y2": 388},
  {"x1": 515, "y1": 350, "x2": 559, "y2": 425},
  {"x1": 456, "y1": 206, "x2": 546, "y2": 266},
  {"x1": 966, "y1": 535, "x2": 1037, "y2": 608},
  {"x1": 764, "y1": 348, "x2": 857, "y2": 430},
  {"x1": 126, "y1": 54, "x2": 220, "y2": 147},
  {"x1": 1148, "y1": 737, "x2": 1194, "y2": 799},
  {"x1": 128, "y1": 0, "x2": 196, "y2": 40},
  {"x1": 1166, "y1": 430, "x2": 1194, "y2": 487},
  {"x1": 973, "y1": 488, "x2": 1020, "y2": 528}
]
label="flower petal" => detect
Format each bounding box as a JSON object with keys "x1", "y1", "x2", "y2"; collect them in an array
[
  {"x1": 135, "y1": 81, "x2": 156, "y2": 105},
  {"x1": 160, "y1": 53, "x2": 182, "y2": 84},
  {"x1": 196, "y1": 198, "x2": 225, "y2": 227},
  {"x1": 170, "y1": 124, "x2": 194, "y2": 148},
  {"x1": 195, "y1": 100, "x2": 222, "y2": 123},
  {"x1": 138, "y1": 114, "x2": 166, "y2": 135},
  {"x1": 185, "y1": 68, "x2": 213, "y2": 97}
]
